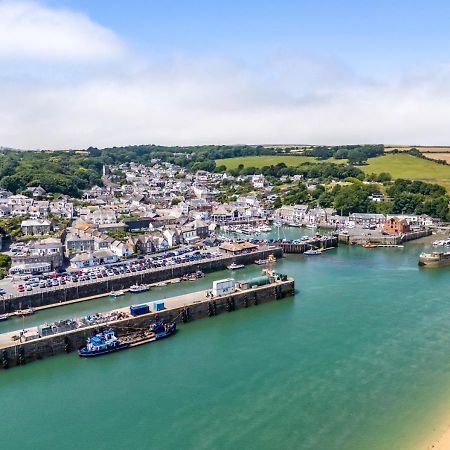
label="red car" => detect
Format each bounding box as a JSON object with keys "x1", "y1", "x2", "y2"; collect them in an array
[{"x1": 17, "y1": 285, "x2": 25, "y2": 292}]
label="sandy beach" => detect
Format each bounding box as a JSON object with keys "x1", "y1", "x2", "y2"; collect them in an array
[{"x1": 424, "y1": 423, "x2": 450, "y2": 450}]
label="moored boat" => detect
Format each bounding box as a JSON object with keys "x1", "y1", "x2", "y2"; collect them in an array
[
  {"x1": 109, "y1": 290, "x2": 125, "y2": 298},
  {"x1": 78, "y1": 321, "x2": 177, "y2": 358},
  {"x1": 304, "y1": 249, "x2": 322, "y2": 256},
  {"x1": 418, "y1": 251, "x2": 450, "y2": 268},
  {"x1": 155, "y1": 282, "x2": 167, "y2": 287},
  {"x1": 254, "y1": 259, "x2": 269, "y2": 265},
  {"x1": 0, "y1": 314, "x2": 9, "y2": 321},
  {"x1": 227, "y1": 262, "x2": 245, "y2": 270},
  {"x1": 14, "y1": 308, "x2": 35, "y2": 316},
  {"x1": 128, "y1": 284, "x2": 149, "y2": 293},
  {"x1": 363, "y1": 242, "x2": 378, "y2": 249}
]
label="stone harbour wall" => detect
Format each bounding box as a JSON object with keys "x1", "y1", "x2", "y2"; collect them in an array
[
  {"x1": 0, "y1": 279, "x2": 295, "y2": 369},
  {"x1": 1, "y1": 248, "x2": 283, "y2": 313}
]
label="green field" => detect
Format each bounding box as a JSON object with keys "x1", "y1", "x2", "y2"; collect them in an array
[
  {"x1": 361, "y1": 154, "x2": 450, "y2": 180},
  {"x1": 215, "y1": 155, "x2": 344, "y2": 169},
  {"x1": 216, "y1": 153, "x2": 450, "y2": 190}
]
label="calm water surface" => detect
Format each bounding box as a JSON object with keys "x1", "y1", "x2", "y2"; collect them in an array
[{"x1": 1, "y1": 232, "x2": 449, "y2": 450}]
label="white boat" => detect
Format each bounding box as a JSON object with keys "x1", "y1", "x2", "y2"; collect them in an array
[
  {"x1": 306, "y1": 224, "x2": 317, "y2": 229},
  {"x1": 258, "y1": 225, "x2": 272, "y2": 232},
  {"x1": 288, "y1": 223, "x2": 301, "y2": 227},
  {"x1": 227, "y1": 263, "x2": 245, "y2": 270},
  {"x1": 273, "y1": 221, "x2": 283, "y2": 227},
  {"x1": 170, "y1": 278, "x2": 181, "y2": 284},
  {"x1": 0, "y1": 314, "x2": 8, "y2": 321},
  {"x1": 109, "y1": 290, "x2": 125, "y2": 298},
  {"x1": 304, "y1": 249, "x2": 322, "y2": 256},
  {"x1": 155, "y1": 282, "x2": 168, "y2": 287},
  {"x1": 14, "y1": 308, "x2": 35, "y2": 316},
  {"x1": 128, "y1": 284, "x2": 149, "y2": 293}
]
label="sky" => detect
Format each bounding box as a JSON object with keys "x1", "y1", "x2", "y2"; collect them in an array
[{"x1": 1, "y1": 0, "x2": 450, "y2": 148}]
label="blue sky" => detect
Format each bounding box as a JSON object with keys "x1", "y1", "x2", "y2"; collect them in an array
[
  {"x1": 43, "y1": 0, "x2": 450, "y2": 74},
  {"x1": 1, "y1": 0, "x2": 450, "y2": 148}
]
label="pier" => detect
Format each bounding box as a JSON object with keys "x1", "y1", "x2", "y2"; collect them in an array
[
  {"x1": 0, "y1": 276, "x2": 294, "y2": 368},
  {"x1": 338, "y1": 229, "x2": 432, "y2": 246},
  {"x1": 280, "y1": 236, "x2": 338, "y2": 254},
  {"x1": 0, "y1": 247, "x2": 282, "y2": 314}
]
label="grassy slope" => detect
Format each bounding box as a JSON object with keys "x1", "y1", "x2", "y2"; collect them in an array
[
  {"x1": 361, "y1": 154, "x2": 450, "y2": 180},
  {"x1": 215, "y1": 155, "x2": 345, "y2": 169}
]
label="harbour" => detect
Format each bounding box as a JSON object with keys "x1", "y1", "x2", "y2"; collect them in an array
[
  {"x1": 0, "y1": 231, "x2": 449, "y2": 450},
  {"x1": 0, "y1": 272, "x2": 294, "y2": 367}
]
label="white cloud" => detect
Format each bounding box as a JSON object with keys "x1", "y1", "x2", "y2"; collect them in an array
[
  {"x1": 0, "y1": 2, "x2": 450, "y2": 148},
  {"x1": 0, "y1": 1, "x2": 124, "y2": 62}
]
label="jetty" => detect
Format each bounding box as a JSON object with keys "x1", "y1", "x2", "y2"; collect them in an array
[
  {"x1": 0, "y1": 274, "x2": 295, "y2": 368},
  {"x1": 0, "y1": 246, "x2": 282, "y2": 314},
  {"x1": 280, "y1": 236, "x2": 337, "y2": 254}
]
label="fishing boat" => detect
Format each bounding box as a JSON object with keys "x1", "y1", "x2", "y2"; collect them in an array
[
  {"x1": 418, "y1": 251, "x2": 450, "y2": 268},
  {"x1": 0, "y1": 314, "x2": 8, "y2": 321},
  {"x1": 14, "y1": 308, "x2": 35, "y2": 316},
  {"x1": 128, "y1": 284, "x2": 149, "y2": 293},
  {"x1": 254, "y1": 259, "x2": 269, "y2": 265},
  {"x1": 227, "y1": 262, "x2": 245, "y2": 270},
  {"x1": 77, "y1": 321, "x2": 177, "y2": 358},
  {"x1": 184, "y1": 270, "x2": 205, "y2": 281},
  {"x1": 304, "y1": 249, "x2": 322, "y2": 256},
  {"x1": 109, "y1": 290, "x2": 125, "y2": 298}
]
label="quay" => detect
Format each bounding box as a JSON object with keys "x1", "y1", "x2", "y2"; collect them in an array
[
  {"x1": 280, "y1": 236, "x2": 338, "y2": 254},
  {"x1": 0, "y1": 247, "x2": 282, "y2": 314},
  {"x1": 0, "y1": 275, "x2": 295, "y2": 368},
  {"x1": 338, "y1": 229, "x2": 432, "y2": 246}
]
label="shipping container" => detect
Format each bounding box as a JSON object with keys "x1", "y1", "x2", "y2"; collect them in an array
[
  {"x1": 152, "y1": 300, "x2": 165, "y2": 311},
  {"x1": 130, "y1": 304, "x2": 150, "y2": 316},
  {"x1": 212, "y1": 278, "x2": 235, "y2": 297}
]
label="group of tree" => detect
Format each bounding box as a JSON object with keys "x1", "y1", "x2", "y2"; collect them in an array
[
  {"x1": 278, "y1": 178, "x2": 449, "y2": 220},
  {"x1": 0, "y1": 145, "x2": 282, "y2": 197},
  {"x1": 303, "y1": 144, "x2": 384, "y2": 164}
]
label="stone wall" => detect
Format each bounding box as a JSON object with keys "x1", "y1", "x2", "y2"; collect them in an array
[
  {"x1": 0, "y1": 279, "x2": 294, "y2": 369},
  {"x1": 281, "y1": 237, "x2": 337, "y2": 254},
  {"x1": 1, "y1": 248, "x2": 283, "y2": 313}
]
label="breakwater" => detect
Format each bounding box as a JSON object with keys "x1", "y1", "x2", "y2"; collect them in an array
[
  {"x1": 338, "y1": 229, "x2": 431, "y2": 245},
  {"x1": 280, "y1": 236, "x2": 337, "y2": 254},
  {"x1": 0, "y1": 278, "x2": 294, "y2": 368},
  {"x1": 1, "y1": 247, "x2": 282, "y2": 314}
]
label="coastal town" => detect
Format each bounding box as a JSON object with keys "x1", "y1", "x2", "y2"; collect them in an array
[{"x1": 0, "y1": 158, "x2": 441, "y2": 291}]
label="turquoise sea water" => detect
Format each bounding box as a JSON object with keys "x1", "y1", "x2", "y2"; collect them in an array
[{"x1": 1, "y1": 233, "x2": 450, "y2": 450}]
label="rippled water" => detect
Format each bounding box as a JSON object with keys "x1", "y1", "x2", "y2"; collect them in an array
[{"x1": 1, "y1": 233, "x2": 449, "y2": 450}]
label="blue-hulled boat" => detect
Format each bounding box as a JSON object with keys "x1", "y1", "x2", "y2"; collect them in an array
[
  {"x1": 78, "y1": 329, "x2": 129, "y2": 357},
  {"x1": 78, "y1": 321, "x2": 177, "y2": 358}
]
